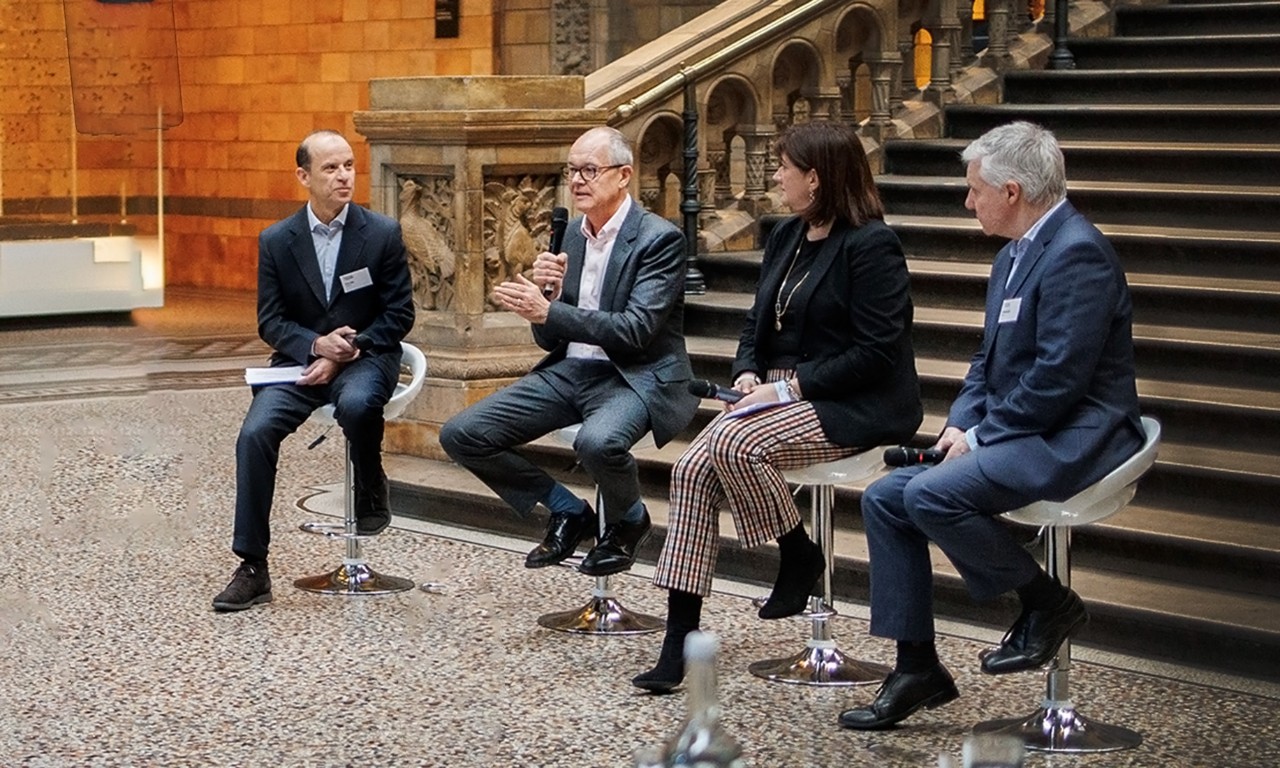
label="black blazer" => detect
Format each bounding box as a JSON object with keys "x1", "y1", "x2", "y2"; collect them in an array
[
  {"x1": 257, "y1": 203, "x2": 415, "y2": 366},
  {"x1": 734, "y1": 216, "x2": 922, "y2": 448}
]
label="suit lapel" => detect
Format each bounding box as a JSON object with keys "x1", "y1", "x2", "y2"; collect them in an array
[
  {"x1": 599, "y1": 205, "x2": 642, "y2": 311},
  {"x1": 288, "y1": 207, "x2": 328, "y2": 307},
  {"x1": 1006, "y1": 200, "x2": 1075, "y2": 297},
  {"x1": 562, "y1": 225, "x2": 586, "y2": 306}
]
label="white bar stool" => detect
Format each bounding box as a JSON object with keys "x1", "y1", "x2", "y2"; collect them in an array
[
  {"x1": 749, "y1": 448, "x2": 892, "y2": 686},
  {"x1": 536, "y1": 424, "x2": 665, "y2": 635},
  {"x1": 973, "y1": 416, "x2": 1161, "y2": 753},
  {"x1": 295, "y1": 342, "x2": 427, "y2": 596}
]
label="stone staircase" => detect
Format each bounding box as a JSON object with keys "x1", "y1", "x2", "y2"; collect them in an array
[{"x1": 392, "y1": 0, "x2": 1280, "y2": 683}]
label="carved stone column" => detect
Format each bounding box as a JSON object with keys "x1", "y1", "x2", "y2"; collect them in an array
[
  {"x1": 355, "y1": 77, "x2": 607, "y2": 459},
  {"x1": 697, "y1": 167, "x2": 719, "y2": 224},
  {"x1": 896, "y1": 29, "x2": 916, "y2": 108},
  {"x1": 836, "y1": 73, "x2": 853, "y2": 123},
  {"x1": 807, "y1": 88, "x2": 844, "y2": 122},
  {"x1": 709, "y1": 147, "x2": 732, "y2": 203},
  {"x1": 864, "y1": 51, "x2": 899, "y2": 142},
  {"x1": 958, "y1": 0, "x2": 976, "y2": 63},
  {"x1": 766, "y1": 110, "x2": 788, "y2": 177},
  {"x1": 740, "y1": 125, "x2": 773, "y2": 215},
  {"x1": 985, "y1": 0, "x2": 1014, "y2": 71},
  {"x1": 927, "y1": 0, "x2": 959, "y2": 106}
]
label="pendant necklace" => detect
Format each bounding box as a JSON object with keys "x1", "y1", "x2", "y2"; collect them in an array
[{"x1": 774, "y1": 237, "x2": 811, "y2": 331}]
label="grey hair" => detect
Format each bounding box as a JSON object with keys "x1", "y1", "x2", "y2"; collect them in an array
[
  {"x1": 960, "y1": 121, "x2": 1066, "y2": 207},
  {"x1": 581, "y1": 126, "x2": 634, "y2": 166}
]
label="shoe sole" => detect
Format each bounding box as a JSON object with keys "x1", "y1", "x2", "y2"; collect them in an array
[
  {"x1": 212, "y1": 592, "x2": 273, "y2": 612},
  {"x1": 631, "y1": 678, "x2": 681, "y2": 694},
  {"x1": 838, "y1": 686, "x2": 960, "y2": 731}
]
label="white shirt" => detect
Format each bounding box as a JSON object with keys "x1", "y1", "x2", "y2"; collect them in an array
[
  {"x1": 566, "y1": 195, "x2": 633, "y2": 361},
  {"x1": 307, "y1": 203, "x2": 349, "y2": 301}
]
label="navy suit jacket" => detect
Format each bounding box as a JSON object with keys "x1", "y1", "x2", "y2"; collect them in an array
[
  {"x1": 734, "y1": 216, "x2": 923, "y2": 448},
  {"x1": 531, "y1": 202, "x2": 699, "y2": 447},
  {"x1": 949, "y1": 200, "x2": 1143, "y2": 500},
  {"x1": 257, "y1": 203, "x2": 415, "y2": 366}
]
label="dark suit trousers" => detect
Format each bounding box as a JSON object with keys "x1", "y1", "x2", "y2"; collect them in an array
[
  {"x1": 439, "y1": 358, "x2": 651, "y2": 523},
  {"x1": 861, "y1": 454, "x2": 1044, "y2": 642},
  {"x1": 232, "y1": 352, "x2": 399, "y2": 561}
]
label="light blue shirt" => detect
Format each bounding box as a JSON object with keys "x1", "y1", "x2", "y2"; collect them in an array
[{"x1": 306, "y1": 203, "x2": 349, "y2": 301}]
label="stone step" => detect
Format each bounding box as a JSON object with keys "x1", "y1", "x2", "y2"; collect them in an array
[
  {"x1": 882, "y1": 138, "x2": 1280, "y2": 187},
  {"x1": 386, "y1": 456, "x2": 1280, "y2": 682},
  {"x1": 1003, "y1": 68, "x2": 1280, "y2": 105},
  {"x1": 944, "y1": 103, "x2": 1280, "y2": 143},
  {"x1": 1066, "y1": 33, "x2": 1280, "y2": 69},
  {"x1": 1114, "y1": 1, "x2": 1280, "y2": 37},
  {"x1": 885, "y1": 215, "x2": 1280, "y2": 283},
  {"x1": 877, "y1": 174, "x2": 1280, "y2": 233}
]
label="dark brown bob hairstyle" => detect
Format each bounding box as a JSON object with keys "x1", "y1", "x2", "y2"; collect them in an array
[{"x1": 774, "y1": 121, "x2": 884, "y2": 228}]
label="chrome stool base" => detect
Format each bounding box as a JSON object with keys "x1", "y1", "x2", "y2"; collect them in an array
[
  {"x1": 749, "y1": 642, "x2": 890, "y2": 686},
  {"x1": 973, "y1": 703, "x2": 1143, "y2": 753},
  {"x1": 537, "y1": 590, "x2": 664, "y2": 635},
  {"x1": 294, "y1": 561, "x2": 415, "y2": 595}
]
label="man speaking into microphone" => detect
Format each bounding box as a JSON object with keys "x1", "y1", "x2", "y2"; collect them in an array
[{"x1": 440, "y1": 126, "x2": 698, "y2": 577}]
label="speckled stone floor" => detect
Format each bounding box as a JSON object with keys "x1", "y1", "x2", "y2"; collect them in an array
[{"x1": 1, "y1": 291, "x2": 1278, "y2": 767}]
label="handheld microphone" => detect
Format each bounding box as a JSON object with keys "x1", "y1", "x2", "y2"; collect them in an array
[
  {"x1": 353, "y1": 333, "x2": 374, "y2": 352},
  {"x1": 688, "y1": 379, "x2": 744, "y2": 404},
  {"x1": 883, "y1": 446, "x2": 946, "y2": 467},
  {"x1": 543, "y1": 206, "x2": 569, "y2": 298}
]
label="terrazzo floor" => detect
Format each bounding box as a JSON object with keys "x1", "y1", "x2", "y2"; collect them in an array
[{"x1": 1, "y1": 291, "x2": 1278, "y2": 767}]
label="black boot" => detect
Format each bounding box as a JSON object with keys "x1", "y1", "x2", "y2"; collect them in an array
[
  {"x1": 632, "y1": 589, "x2": 703, "y2": 693},
  {"x1": 758, "y1": 524, "x2": 824, "y2": 620}
]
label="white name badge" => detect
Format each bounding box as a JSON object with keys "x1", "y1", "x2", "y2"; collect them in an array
[
  {"x1": 339, "y1": 267, "x2": 373, "y2": 293},
  {"x1": 998, "y1": 297, "x2": 1022, "y2": 324}
]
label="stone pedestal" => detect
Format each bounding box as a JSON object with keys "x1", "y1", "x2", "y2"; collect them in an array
[{"x1": 354, "y1": 76, "x2": 606, "y2": 460}]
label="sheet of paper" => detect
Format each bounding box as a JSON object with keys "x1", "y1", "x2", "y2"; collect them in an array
[
  {"x1": 244, "y1": 365, "x2": 305, "y2": 386},
  {"x1": 722, "y1": 400, "x2": 786, "y2": 419}
]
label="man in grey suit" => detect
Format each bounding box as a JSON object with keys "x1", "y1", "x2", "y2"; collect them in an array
[
  {"x1": 213, "y1": 130, "x2": 415, "y2": 612},
  {"x1": 440, "y1": 126, "x2": 698, "y2": 577},
  {"x1": 839, "y1": 122, "x2": 1144, "y2": 730}
]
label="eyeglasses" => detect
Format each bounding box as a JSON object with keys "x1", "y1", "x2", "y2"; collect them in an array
[{"x1": 563, "y1": 164, "x2": 624, "y2": 182}]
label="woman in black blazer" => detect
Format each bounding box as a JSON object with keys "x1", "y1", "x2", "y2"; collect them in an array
[{"x1": 633, "y1": 121, "x2": 922, "y2": 691}]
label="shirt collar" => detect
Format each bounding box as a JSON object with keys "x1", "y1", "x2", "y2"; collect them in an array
[
  {"x1": 580, "y1": 195, "x2": 632, "y2": 243},
  {"x1": 307, "y1": 202, "x2": 349, "y2": 232},
  {"x1": 1018, "y1": 197, "x2": 1067, "y2": 249}
]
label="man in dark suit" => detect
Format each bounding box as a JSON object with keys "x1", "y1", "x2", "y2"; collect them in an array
[
  {"x1": 212, "y1": 130, "x2": 415, "y2": 612},
  {"x1": 440, "y1": 126, "x2": 698, "y2": 577},
  {"x1": 839, "y1": 121, "x2": 1144, "y2": 730}
]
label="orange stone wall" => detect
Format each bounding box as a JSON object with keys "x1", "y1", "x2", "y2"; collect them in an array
[{"x1": 1, "y1": 0, "x2": 494, "y2": 290}]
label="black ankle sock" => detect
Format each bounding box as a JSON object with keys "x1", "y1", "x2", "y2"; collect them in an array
[
  {"x1": 895, "y1": 640, "x2": 939, "y2": 674},
  {"x1": 776, "y1": 523, "x2": 810, "y2": 560},
  {"x1": 668, "y1": 588, "x2": 704, "y2": 631},
  {"x1": 1016, "y1": 570, "x2": 1068, "y2": 612}
]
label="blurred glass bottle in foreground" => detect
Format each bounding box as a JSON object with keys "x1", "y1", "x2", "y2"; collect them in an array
[{"x1": 634, "y1": 631, "x2": 746, "y2": 768}]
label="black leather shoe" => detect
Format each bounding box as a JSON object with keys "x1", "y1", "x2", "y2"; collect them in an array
[
  {"x1": 525, "y1": 505, "x2": 595, "y2": 568},
  {"x1": 838, "y1": 664, "x2": 959, "y2": 730},
  {"x1": 981, "y1": 589, "x2": 1087, "y2": 675},
  {"x1": 579, "y1": 508, "x2": 652, "y2": 576},
  {"x1": 355, "y1": 473, "x2": 391, "y2": 536},
  {"x1": 212, "y1": 561, "x2": 273, "y2": 612}
]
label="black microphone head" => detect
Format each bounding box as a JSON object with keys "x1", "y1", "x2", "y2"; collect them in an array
[
  {"x1": 551, "y1": 206, "x2": 569, "y2": 228},
  {"x1": 547, "y1": 206, "x2": 570, "y2": 256},
  {"x1": 353, "y1": 333, "x2": 374, "y2": 352},
  {"x1": 687, "y1": 379, "x2": 715, "y2": 398}
]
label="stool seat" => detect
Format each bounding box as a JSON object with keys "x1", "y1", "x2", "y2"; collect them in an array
[
  {"x1": 974, "y1": 416, "x2": 1160, "y2": 754},
  {"x1": 295, "y1": 341, "x2": 427, "y2": 596},
  {"x1": 749, "y1": 447, "x2": 890, "y2": 686},
  {"x1": 535, "y1": 423, "x2": 663, "y2": 635}
]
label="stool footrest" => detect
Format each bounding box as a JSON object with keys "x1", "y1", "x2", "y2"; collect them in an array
[
  {"x1": 293, "y1": 562, "x2": 415, "y2": 595},
  {"x1": 299, "y1": 521, "x2": 379, "y2": 541},
  {"x1": 748, "y1": 646, "x2": 890, "y2": 687},
  {"x1": 973, "y1": 704, "x2": 1143, "y2": 753},
  {"x1": 537, "y1": 596, "x2": 664, "y2": 635}
]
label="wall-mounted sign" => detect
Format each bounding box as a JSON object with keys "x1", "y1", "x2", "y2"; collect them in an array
[{"x1": 436, "y1": 0, "x2": 459, "y2": 38}]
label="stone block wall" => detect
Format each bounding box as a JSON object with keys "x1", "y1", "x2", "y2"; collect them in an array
[{"x1": 0, "y1": 0, "x2": 495, "y2": 291}]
